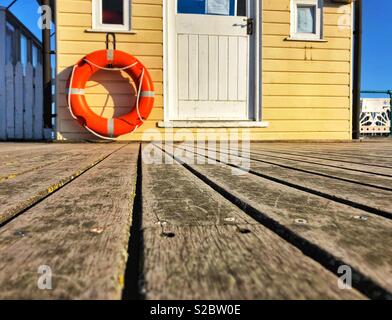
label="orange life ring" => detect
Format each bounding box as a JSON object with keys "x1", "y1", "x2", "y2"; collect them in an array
[{"x1": 66, "y1": 49, "x2": 154, "y2": 139}]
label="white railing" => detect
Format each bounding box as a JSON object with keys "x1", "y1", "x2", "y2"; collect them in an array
[{"x1": 360, "y1": 98, "x2": 391, "y2": 135}]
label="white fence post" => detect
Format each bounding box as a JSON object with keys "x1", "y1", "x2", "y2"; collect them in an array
[
  {"x1": 5, "y1": 63, "x2": 15, "y2": 139},
  {"x1": 14, "y1": 62, "x2": 24, "y2": 140},
  {"x1": 24, "y1": 63, "x2": 34, "y2": 139},
  {"x1": 0, "y1": 7, "x2": 7, "y2": 140},
  {"x1": 34, "y1": 64, "x2": 44, "y2": 140}
]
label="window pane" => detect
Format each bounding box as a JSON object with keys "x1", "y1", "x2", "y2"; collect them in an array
[
  {"x1": 102, "y1": 0, "x2": 124, "y2": 25},
  {"x1": 237, "y1": 0, "x2": 247, "y2": 16},
  {"x1": 206, "y1": 0, "x2": 231, "y2": 15},
  {"x1": 178, "y1": 0, "x2": 241, "y2": 16},
  {"x1": 178, "y1": 0, "x2": 206, "y2": 14},
  {"x1": 297, "y1": 5, "x2": 315, "y2": 33}
]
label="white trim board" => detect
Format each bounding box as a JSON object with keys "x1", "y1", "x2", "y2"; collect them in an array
[{"x1": 158, "y1": 121, "x2": 269, "y2": 128}]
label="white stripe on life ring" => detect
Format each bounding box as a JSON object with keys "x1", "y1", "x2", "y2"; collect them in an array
[
  {"x1": 66, "y1": 88, "x2": 85, "y2": 95},
  {"x1": 107, "y1": 118, "x2": 115, "y2": 138},
  {"x1": 140, "y1": 91, "x2": 155, "y2": 97}
]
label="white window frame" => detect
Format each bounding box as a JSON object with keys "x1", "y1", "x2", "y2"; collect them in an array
[
  {"x1": 290, "y1": 0, "x2": 323, "y2": 41},
  {"x1": 92, "y1": 0, "x2": 131, "y2": 32}
]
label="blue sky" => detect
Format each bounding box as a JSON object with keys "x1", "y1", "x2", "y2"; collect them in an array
[
  {"x1": 1, "y1": 0, "x2": 391, "y2": 95},
  {"x1": 361, "y1": 0, "x2": 392, "y2": 94},
  {"x1": 0, "y1": 0, "x2": 42, "y2": 38}
]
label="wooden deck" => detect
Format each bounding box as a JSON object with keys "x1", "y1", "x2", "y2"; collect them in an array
[{"x1": 0, "y1": 141, "x2": 391, "y2": 300}]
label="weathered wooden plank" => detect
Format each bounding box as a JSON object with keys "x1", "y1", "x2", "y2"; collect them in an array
[
  {"x1": 252, "y1": 142, "x2": 392, "y2": 153},
  {"x1": 302, "y1": 150, "x2": 392, "y2": 164},
  {"x1": 0, "y1": 143, "x2": 54, "y2": 153},
  {"x1": 0, "y1": 144, "x2": 139, "y2": 299},
  {"x1": 169, "y1": 144, "x2": 392, "y2": 298},
  {"x1": 141, "y1": 146, "x2": 364, "y2": 300},
  {"x1": 224, "y1": 149, "x2": 392, "y2": 191},
  {"x1": 243, "y1": 147, "x2": 392, "y2": 178},
  {"x1": 185, "y1": 144, "x2": 392, "y2": 218},
  {"x1": 298, "y1": 143, "x2": 392, "y2": 154},
  {"x1": 143, "y1": 225, "x2": 364, "y2": 300},
  {"x1": 259, "y1": 143, "x2": 392, "y2": 158},
  {"x1": 0, "y1": 143, "x2": 79, "y2": 159},
  {"x1": 142, "y1": 147, "x2": 255, "y2": 227},
  {"x1": 255, "y1": 144, "x2": 392, "y2": 168},
  {"x1": 252, "y1": 145, "x2": 392, "y2": 170},
  {"x1": 0, "y1": 144, "x2": 103, "y2": 182},
  {"x1": 283, "y1": 144, "x2": 392, "y2": 158},
  {"x1": 0, "y1": 144, "x2": 122, "y2": 225}
]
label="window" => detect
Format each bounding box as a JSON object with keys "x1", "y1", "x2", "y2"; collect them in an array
[
  {"x1": 92, "y1": 0, "x2": 131, "y2": 32},
  {"x1": 177, "y1": 0, "x2": 247, "y2": 17},
  {"x1": 290, "y1": 0, "x2": 323, "y2": 40}
]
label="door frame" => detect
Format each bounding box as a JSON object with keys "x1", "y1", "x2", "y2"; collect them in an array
[{"x1": 161, "y1": 0, "x2": 265, "y2": 127}]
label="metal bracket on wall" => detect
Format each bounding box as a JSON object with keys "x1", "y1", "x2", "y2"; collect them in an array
[{"x1": 106, "y1": 33, "x2": 117, "y2": 50}]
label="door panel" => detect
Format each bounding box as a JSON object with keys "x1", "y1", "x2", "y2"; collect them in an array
[{"x1": 174, "y1": 0, "x2": 252, "y2": 121}]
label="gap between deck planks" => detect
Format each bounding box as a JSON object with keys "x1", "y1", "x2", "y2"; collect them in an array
[
  {"x1": 140, "y1": 145, "x2": 364, "y2": 300},
  {"x1": 162, "y1": 144, "x2": 392, "y2": 299},
  {"x1": 0, "y1": 144, "x2": 125, "y2": 226},
  {"x1": 0, "y1": 144, "x2": 139, "y2": 299},
  {"x1": 178, "y1": 143, "x2": 392, "y2": 219}
]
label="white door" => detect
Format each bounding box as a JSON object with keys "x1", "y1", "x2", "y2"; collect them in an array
[{"x1": 171, "y1": 0, "x2": 255, "y2": 121}]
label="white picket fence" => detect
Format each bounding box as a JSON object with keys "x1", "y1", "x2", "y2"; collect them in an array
[{"x1": 0, "y1": 62, "x2": 47, "y2": 140}]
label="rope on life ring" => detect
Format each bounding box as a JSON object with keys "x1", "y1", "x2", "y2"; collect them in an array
[{"x1": 66, "y1": 47, "x2": 154, "y2": 140}]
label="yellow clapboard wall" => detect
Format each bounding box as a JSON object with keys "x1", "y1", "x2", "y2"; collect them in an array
[{"x1": 56, "y1": 0, "x2": 353, "y2": 141}]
